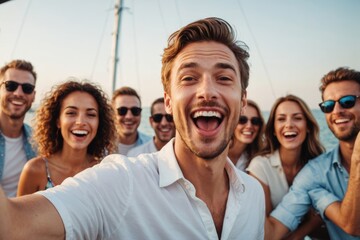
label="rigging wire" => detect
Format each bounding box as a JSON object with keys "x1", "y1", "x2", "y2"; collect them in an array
[
  {"x1": 11, "y1": 0, "x2": 32, "y2": 58},
  {"x1": 156, "y1": 0, "x2": 169, "y2": 36},
  {"x1": 173, "y1": 0, "x2": 182, "y2": 26},
  {"x1": 131, "y1": 0, "x2": 141, "y2": 91},
  {"x1": 90, "y1": 0, "x2": 113, "y2": 80},
  {"x1": 236, "y1": 0, "x2": 277, "y2": 99}
]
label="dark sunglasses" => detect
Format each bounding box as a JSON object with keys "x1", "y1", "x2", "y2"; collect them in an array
[
  {"x1": 117, "y1": 107, "x2": 142, "y2": 116},
  {"x1": 239, "y1": 116, "x2": 262, "y2": 126},
  {"x1": 152, "y1": 113, "x2": 173, "y2": 123},
  {"x1": 319, "y1": 95, "x2": 360, "y2": 113},
  {"x1": 1, "y1": 80, "x2": 35, "y2": 94}
]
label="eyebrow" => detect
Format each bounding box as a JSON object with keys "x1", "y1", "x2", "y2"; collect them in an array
[
  {"x1": 64, "y1": 106, "x2": 98, "y2": 112},
  {"x1": 177, "y1": 62, "x2": 237, "y2": 73}
]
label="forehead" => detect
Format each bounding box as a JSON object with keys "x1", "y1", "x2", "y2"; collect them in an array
[
  {"x1": 114, "y1": 95, "x2": 140, "y2": 107},
  {"x1": 276, "y1": 101, "x2": 302, "y2": 115},
  {"x1": 244, "y1": 105, "x2": 259, "y2": 117},
  {"x1": 172, "y1": 41, "x2": 239, "y2": 74},
  {"x1": 3, "y1": 68, "x2": 35, "y2": 84},
  {"x1": 323, "y1": 80, "x2": 360, "y2": 100},
  {"x1": 61, "y1": 91, "x2": 98, "y2": 109},
  {"x1": 152, "y1": 102, "x2": 165, "y2": 113}
]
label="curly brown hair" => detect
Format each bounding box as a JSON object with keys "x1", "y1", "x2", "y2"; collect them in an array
[{"x1": 32, "y1": 79, "x2": 117, "y2": 159}]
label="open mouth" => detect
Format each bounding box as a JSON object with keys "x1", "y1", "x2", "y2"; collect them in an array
[
  {"x1": 241, "y1": 131, "x2": 253, "y2": 136},
  {"x1": 71, "y1": 130, "x2": 89, "y2": 137},
  {"x1": 192, "y1": 110, "x2": 223, "y2": 131},
  {"x1": 283, "y1": 131, "x2": 297, "y2": 139},
  {"x1": 10, "y1": 100, "x2": 25, "y2": 106},
  {"x1": 334, "y1": 118, "x2": 350, "y2": 124}
]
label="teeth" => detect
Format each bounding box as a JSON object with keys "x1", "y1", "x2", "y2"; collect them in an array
[
  {"x1": 193, "y1": 111, "x2": 221, "y2": 118},
  {"x1": 72, "y1": 130, "x2": 88, "y2": 135},
  {"x1": 11, "y1": 100, "x2": 24, "y2": 105},
  {"x1": 335, "y1": 119, "x2": 349, "y2": 124},
  {"x1": 242, "y1": 131, "x2": 252, "y2": 136},
  {"x1": 284, "y1": 131, "x2": 297, "y2": 137}
]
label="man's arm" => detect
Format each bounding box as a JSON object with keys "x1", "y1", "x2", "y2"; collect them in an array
[
  {"x1": 0, "y1": 187, "x2": 65, "y2": 239},
  {"x1": 265, "y1": 216, "x2": 289, "y2": 240},
  {"x1": 324, "y1": 132, "x2": 360, "y2": 236}
]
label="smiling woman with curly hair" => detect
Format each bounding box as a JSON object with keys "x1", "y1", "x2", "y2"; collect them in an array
[{"x1": 17, "y1": 79, "x2": 117, "y2": 195}]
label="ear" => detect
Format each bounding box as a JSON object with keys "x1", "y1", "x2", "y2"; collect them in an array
[
  {"x1": 240, "y1": 91, "x2": 247, "y2": 115},
  {"x1": 164, "y1": 92, "x2": 172, "y2": 114}
]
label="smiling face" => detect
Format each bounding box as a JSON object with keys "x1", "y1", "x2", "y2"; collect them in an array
[
  {"x1": 57, "y1": 91, "x2": 99, "y2": 151},
  {"x1": 165, "y1": 41, "x2": 245, "y2": 160},
  {"x1": 150, "y1": 102, "x2": 175, "y2": 145},
  {"x1": 0, "y1": 68, "x2": 35, "y2": 120},
  {"x1": 113, "y1": 95, "x2": 141, "y2": 141},
  {"x1": 274, "y1": 101, "x2": 307, "y2": 151},
  {"x1": 234, "y1": 105, "x2": 261, "y2": 145},
  {"x1": 323, "y1": 80, "x2": 360, "y2": 142}
]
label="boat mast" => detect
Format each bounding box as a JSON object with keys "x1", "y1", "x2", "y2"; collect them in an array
[{"x1": 110, "y1": 0, "x2": 123, "y2": 92}]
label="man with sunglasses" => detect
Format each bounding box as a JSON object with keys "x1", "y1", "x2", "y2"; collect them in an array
[
  {"x1": 128, "y1": 97, "x2": 175, "y2": 157},
  {"x1": 111, "y1": 86, "x2": 151, "y2": 155},
  {"x1": 267, "y1": 67, "x2": 360, "y2": 240},
  {"x1": 0, "y1": 59, "x2": 37, "y2": 197}
]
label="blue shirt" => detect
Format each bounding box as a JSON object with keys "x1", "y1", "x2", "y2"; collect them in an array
[
  {"x1": 0, "y1": 124, "x2": 37, "y2": 180},
  {"x1": 271, "y1": 145, "x2": 360, "y2": 240}
]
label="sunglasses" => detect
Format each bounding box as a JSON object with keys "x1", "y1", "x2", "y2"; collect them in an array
[
  {"x1": 151, "y1": 113, "x2": 173, "y2": 123},
  {"x1": 319, "y1": 95, "x2": 360, "y2": 113},
  {"x1": 1, "y1": 80, "x2": 35, "y2": 94},
  {"x1": 117, "y1": 107, "x2": 142, "y2": 116},
  {"x1": 239, "y1": 116, "x2": 262, "y2": 126}
]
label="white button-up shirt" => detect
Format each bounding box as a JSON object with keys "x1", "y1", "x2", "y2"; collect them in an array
[{"x1": 40, "y1": 139, "x2": 265, "y2": 240}]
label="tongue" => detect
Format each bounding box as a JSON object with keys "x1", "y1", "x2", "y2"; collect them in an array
[{"x1": 196, "y1": 117, "x2": 219, "y2": 131}]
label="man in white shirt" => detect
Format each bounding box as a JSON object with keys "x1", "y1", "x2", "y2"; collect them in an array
[
  {"x1": 128, "y1": 97, "x2": 175, "y2": 156},
  {"x1": 0, "y1": 17, "x2": 265, "y2": 239},
  {"x1": 0, "y1": 60, "x2": 37, "y2": 197}
]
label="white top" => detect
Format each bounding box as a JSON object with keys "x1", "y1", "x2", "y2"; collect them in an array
[
  {"x1": 1, "y1": 134, "x2": 26, "y2": 197},
  {"x1": 234, "y1": 152, "x2": 249, "y2": 171},
  {"x1": 39, "y1": 139, "x2": 265, "y2": 240},
  {"x1": 127, "y1": 139, "x2": 157, "y2": 157},
  {"x1": 246, "y1": 150, "x2": 289, "y2": 208}
]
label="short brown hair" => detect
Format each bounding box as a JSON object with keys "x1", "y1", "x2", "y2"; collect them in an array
[
  {"x1": 111, "y1": 86, "x2": 141, "y2": 106},
  {"x1": 0, "y1": 59, "x2": 37, "y2": 83},
  {"x1": 161, "y1": 17, "x2": 249, "y2": 96},
  {"x1": 319, "y1": 67, "x2": 360, "y2": 99}
]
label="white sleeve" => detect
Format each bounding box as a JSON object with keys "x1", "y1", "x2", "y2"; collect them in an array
[{"x1": 38, "y1": 154, "x2": 132, "y2": 240}]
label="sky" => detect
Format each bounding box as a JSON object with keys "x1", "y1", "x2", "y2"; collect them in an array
[{"x1": 0, "y1": 0, "x2": 359, "y2": 110}]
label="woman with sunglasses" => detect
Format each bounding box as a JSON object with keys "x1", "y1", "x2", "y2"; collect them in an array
[
  {"x1": 17, "y1": 80, "x2": 117, "y2": 195},
  {"x1": 247, "y1": 94, "x2": 328, "y2": 239},
  {"x1": 228, "y1": 99, "x2": 265, "y2": 171}
]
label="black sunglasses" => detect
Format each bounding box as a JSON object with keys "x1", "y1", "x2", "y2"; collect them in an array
[
  {"x1": 117, "y1": 107, "x2": 142, "y2": 116},
  {"x1": 1, "y1": 80, "x2": 35, "y2": 94},
  {"x1": 319, "y1": 95, "x2": 360, "y2": 113},
  {"x1": 239, "y1": 116, "x2": 262, "y2": 126},
  {"x1": 152, "y1": 113, "x2": 173, "y2": 123}
]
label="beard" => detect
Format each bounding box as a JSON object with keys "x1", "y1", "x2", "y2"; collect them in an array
[{"x1": 330, "y1": 121, "x2": 360, "y2": 142}]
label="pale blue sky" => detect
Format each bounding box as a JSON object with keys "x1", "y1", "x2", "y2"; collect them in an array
[{"x1": 0, "y1": 0, "x2": 359, "y2": 110}]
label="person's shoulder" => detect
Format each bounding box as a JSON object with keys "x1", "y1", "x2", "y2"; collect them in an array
[
  {"x1": 307, "y1": 148, "x2": 336, "y2": 167},
  {"x1": 127, "y1": 141, "x2": 153, "y2": 157},
  {"x1": 137, "y1": 131, "x2": 152, "y2": 142},
  {"x1": 22, "y1": 156, "x2": 46, "y2": 177}
]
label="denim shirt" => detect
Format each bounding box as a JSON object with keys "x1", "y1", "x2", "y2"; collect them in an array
[
  {"x1": 271, "y1": 145, "x2": 360, "y2": 240},
  {"x1": 135, "y1": 131, "x2": 151, "y2": 147},
  {"x1": 0, "y1": 123, "x2": 36, "y2": 180}
]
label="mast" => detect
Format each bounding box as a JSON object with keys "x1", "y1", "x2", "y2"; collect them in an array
[{"x1": 110, "y1": 0, "x2": 123, "y2": 92}]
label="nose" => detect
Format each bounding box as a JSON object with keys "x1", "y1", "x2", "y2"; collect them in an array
[
  {"x1": 197, "y1": 75, "x2": 218, "y2": 100},
  {"x1": 332, "y1": 101, "x2": 343, "y2": 114},
  {"x1": 76, "y1": 113, "x2": 86, "y2": 125},
  {"x1": 12, "y1": 85, "x2": 25, "y2": 95}
]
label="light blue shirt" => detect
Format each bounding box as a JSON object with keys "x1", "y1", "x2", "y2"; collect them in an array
[
  {"x1": 0, "y1": 123, "x2": 36, "y2": 180},
  {"x1": 271, "y1": 145, "x2": 360, "y2": 240}
]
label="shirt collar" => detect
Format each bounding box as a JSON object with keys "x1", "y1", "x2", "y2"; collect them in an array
[
  {"x1": 157, "y1": 138, "x2": 246, "y2": 193},
  {"x1": 269, "y1": 149, "x2": 282, "y2": 167}
]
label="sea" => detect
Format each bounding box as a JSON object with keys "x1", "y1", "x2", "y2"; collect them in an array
[{"x1": 25, "y1": 108, "x2": 338, "y2": 152}]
